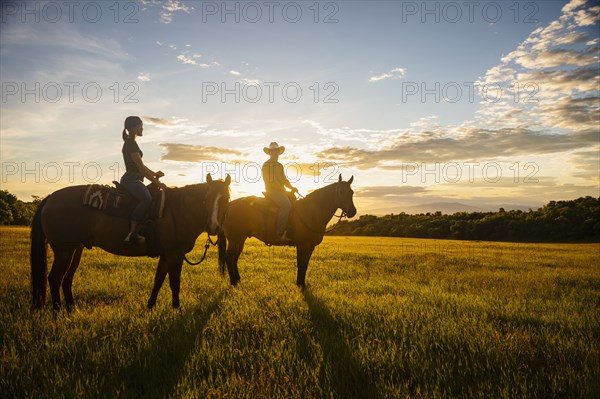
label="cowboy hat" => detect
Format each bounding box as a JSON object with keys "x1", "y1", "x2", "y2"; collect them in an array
[{"x1": 263, "y1": 142, "x2": 285, "y2": 155}]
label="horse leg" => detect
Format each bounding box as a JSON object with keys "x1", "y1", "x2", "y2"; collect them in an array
[
  {"x1": 296, "y1": 244, "x2": 315, "y2": 288},
  {"x1": 225, "y1": 239, "x2": 244, "y2": 286},
  {"x1": 62, "y1": 245, "x2": 83, "y2": 312},
  {"x1": 147, "y1": 256, "x2": 168, "y2": 309},
  {"x1": 232, "y1": 241, "x2": 243, "y2": 284},
  {"x1": 167, "y1": 255, "x2": 184, "y2": 309},
  {"x1": 48, "y1": 245, "x2": 78, "y2": 311}
]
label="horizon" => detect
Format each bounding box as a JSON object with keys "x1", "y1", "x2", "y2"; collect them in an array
[{"x1": 1, "y1": 0, "x2": 599, "y2": 215}]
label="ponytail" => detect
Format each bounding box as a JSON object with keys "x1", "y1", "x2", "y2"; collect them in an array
[{"x1": 122, "y1": 116, "x2": 143, "y2": 141}]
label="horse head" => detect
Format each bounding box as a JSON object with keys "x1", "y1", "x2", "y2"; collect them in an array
[
  {"x1": 205, "y1": 173, "x2": 232, "y2": 235},
  {"x1": 336, "y1": 174, "x2": 357, "y2": 218}
]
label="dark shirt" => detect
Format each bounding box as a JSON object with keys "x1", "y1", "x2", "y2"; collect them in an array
[
  {"x1": 262, "y1": 160, "x2": 290, "y2": 193},
  {"x1": 122, "y1": 137, "x2": 143, "y2": 177}
]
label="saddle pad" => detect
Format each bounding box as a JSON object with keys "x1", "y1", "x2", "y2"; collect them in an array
[{"x1": 83, "y1": 184, "x2": 165, "y2": 220}]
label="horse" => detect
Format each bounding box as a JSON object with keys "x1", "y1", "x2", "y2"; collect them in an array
[
  {"x1": 30, "y1": 174, "x2": 231, "y2": 310},
  {"x1": 217, "y1": 175, "x2": 356, "y2": 287}
]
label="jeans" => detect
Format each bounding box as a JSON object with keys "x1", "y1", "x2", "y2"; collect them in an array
[
  {"x1": 268, "y1": 190, "x2": 291, "y2": 236},
  {"x1": 120, "y1": 172, "x2": 151, "y2": 222}
]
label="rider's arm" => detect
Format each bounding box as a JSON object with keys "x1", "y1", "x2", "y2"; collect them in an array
[
  {"x1": 131, "y1": 153, "x2": 166, "y2": 187},
  {"x1": 278, "y1": 165, "x2": 297, "y2": 192}
]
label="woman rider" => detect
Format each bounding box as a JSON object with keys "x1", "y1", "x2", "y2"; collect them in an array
[{"x1": 120, "y1": 116, "x2": 167, "y2": 244}]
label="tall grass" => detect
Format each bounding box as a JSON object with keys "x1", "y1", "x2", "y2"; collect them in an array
[{"x1": 1, "y1": 227, "x2": 598, "y2": 398}]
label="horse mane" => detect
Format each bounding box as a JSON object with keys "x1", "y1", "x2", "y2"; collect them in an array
[
  {"x1": 301, "y1": 182, "x2": 338, "y2": 203},
  {"x1": 165, "y1": 183, "x2": 209, "y2": 203}
]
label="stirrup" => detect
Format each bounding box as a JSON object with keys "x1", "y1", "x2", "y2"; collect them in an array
[
  {"x1": 275, "y1": 231, "x2": 292, "y2": 243},
  {"x1": 124, "y1": 233, "x2": 145, "y2": 246}
]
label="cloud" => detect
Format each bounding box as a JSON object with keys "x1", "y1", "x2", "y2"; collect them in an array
[
  {"x1": 160, "y1": 143, "x2": 246, "y2": 162},
  {"x1": 160, "y1": 0, "x2": 192, "y2": 24},
  {"x1": 568, "y1": 148, "x2": 600, "y2": 179},
  {"x1": 142, "y1": 117, "x2": 176, "y2": 126},
  {"x1": 307, "y1": 3, "x2": 599, "y2": 177},
  {"x1": 516, "y1": 67, "x2": 599, "y2": 97},
  {"x1": 241, "y1": 78, "x2": 261, "y2": 85},
  {"x1": 553, "y1": 31, "x2": 592, "y2": 45},
  {"x1": 473, "y1": 0, "x2": 599, "y2": 135},
  {"x1": 0, "y1": 22, "x2": 128, "y2": 85},
  {"x1": 369, "y1": 67, "x2": 406, "y2": 83},
  {"x1": 198, "y1": 61, "x2": 220, "y2": 68},
  {"x1": 176, "y1": 53, "x2": 200, "y2": 65},
  {"x1": 137, "y1": 72, "x2": 151, "y2": 82},
  {"x1": 534, "y1": 95, "x2": 600, "y2": 131},
  {"x1": 573, "y1": 4, "x2": 600, "y2": 26},
  {"x1": 315, "y1": 127, "x2": 599, "y2": 168},
  {"x1": 510, "y1": 48, "x2": 598, "y2": 69},
  {"x1": 282, "y1": 162, "x2": 339, "y2": 177},
  {"x1": 356, "y1": 186, "x2": 428, "y2": 198},
  {"x1": 176, "y1": 52, "x2": 219, "y2": 68},
  {"x1": 230, "y1": 70, "x2": 241, "y2": 76},
  {"x1": 302, "y1": 119, "x2": 393, "y2": 147},
  {"x1": 562, "y1": 0, "x2": 588, "y2": 14},
  {"x1": 0, "y1": 21, "x2": 127, "y2": 61}
]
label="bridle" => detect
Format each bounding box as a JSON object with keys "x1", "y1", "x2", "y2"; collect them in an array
[
  {"x1": 181, "y1": 187, "x2": 228, "y2": 266},
  {"x1": 294, "y1": 182, "x2": 350, "y2": 235}
]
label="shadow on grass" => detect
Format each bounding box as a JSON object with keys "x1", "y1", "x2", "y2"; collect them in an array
[
  {"x1": 100, "y1": 291, "x2": 227, "y2": 399},
  {"x1": 302, "y1": 288, "x2": 381, "y2": 399}
]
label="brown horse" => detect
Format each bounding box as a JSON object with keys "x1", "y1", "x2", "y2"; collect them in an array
[
  {"x1": 31, "y1": 174, "x2": 231, "y2": 310},
  {"x1": 218, "y1": 175, "x2": 356, "y2": 287}
]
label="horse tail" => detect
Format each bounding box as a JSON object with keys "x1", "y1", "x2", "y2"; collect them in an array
[
  {"x1": 217, "y1": 230, "x2": 227, "y2": 275},
  {"x1": 31, "y1": 197, "x2": 48, "y2": 309}
]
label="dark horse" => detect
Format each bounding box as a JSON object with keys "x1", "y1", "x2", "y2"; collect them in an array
[
  {"x1": 31, "y1": 174, "x2": 231, "y2": 310},
  {"x1": 218, "y1": 175, "x2": 356, "y2": 287}
]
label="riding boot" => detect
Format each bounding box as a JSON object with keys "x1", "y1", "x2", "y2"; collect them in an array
[{"x1": 124, "y1": 221, "x2": 146, "y2": 245}]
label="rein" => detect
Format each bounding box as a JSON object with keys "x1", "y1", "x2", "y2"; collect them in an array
[
  {"x1": 167, "y1": 188, "x2": 219, "y2": 266},
  {"x1": 183, "y1": 235, "x2": 218, "y2": 266},
  {"x1": 324, "y1": 210, "x2": 347, "y2": 233},
  {"x1": 294, "y1": 191, "x2": 348, "y2": 235}
]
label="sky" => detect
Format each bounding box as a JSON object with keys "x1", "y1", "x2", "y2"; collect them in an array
[{"x1": 1, "y1": 0, "x2": 599, "y2": 214}]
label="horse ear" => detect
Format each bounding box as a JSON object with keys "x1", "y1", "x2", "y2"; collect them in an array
[
  {"x1": 225, "y1": 174, "x2": 231, "y2": 185},
  {"x1": 206, "y1": 173, "x2": 213, "y2": 183},
  {"x1": 338, "y1": 174, "x2": 342, "y2": 183},
  {"x1": 348, "y1": 175, "x2": 354, "y2": 185}
]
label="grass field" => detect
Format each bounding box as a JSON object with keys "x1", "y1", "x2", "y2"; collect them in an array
[{"x1": 1, "y1": 226, "x2": 599, "y2": 398}]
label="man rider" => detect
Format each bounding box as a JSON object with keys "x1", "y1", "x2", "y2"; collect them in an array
[{"x1": 261, "y1": 142, "x2": 298, "y2": 241}]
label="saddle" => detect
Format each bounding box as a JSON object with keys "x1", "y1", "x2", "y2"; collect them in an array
[
  {"x1": 248, "y1": 191, "x2": 297, "y2": 244},
  {"x1": 83, "y1": 182, "x2": 165, "y2": 220},
  {"x1": 82, "y1": 182, "x2": 166, "y2": 257}
]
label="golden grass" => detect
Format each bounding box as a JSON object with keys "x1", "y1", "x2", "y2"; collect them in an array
[{"x1": 1, "y1": 227, "x2": 599, "y2": 398}]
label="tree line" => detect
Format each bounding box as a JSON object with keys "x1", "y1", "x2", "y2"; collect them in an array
[
  {"x1": 2, "y1": 190, "x2": 599, "y2": 242},
  {"x1": 0, "y1": 191, "x2": 42, "y2": 226},
  {"x1": 327, "y1": 196, "x2": 600, "y2": 242}
]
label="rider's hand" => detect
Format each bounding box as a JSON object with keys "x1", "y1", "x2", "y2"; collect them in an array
[{"x1": 155, "y1": 171, "x2": 165, "y2": 178}]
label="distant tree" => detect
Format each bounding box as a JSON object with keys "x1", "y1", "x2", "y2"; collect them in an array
[
  {"x1": 0, "y1": 198, "x2": 14, "y2": 225},
  {"x1": 0, "y1": 191, "x2": 18, "y2": 225},
  {"x1": 0, "y1": 190, "x2": 42, "y2": 226},
  {"x1": 326, "y1": 196, "x2": 600, "y2": 243}
]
